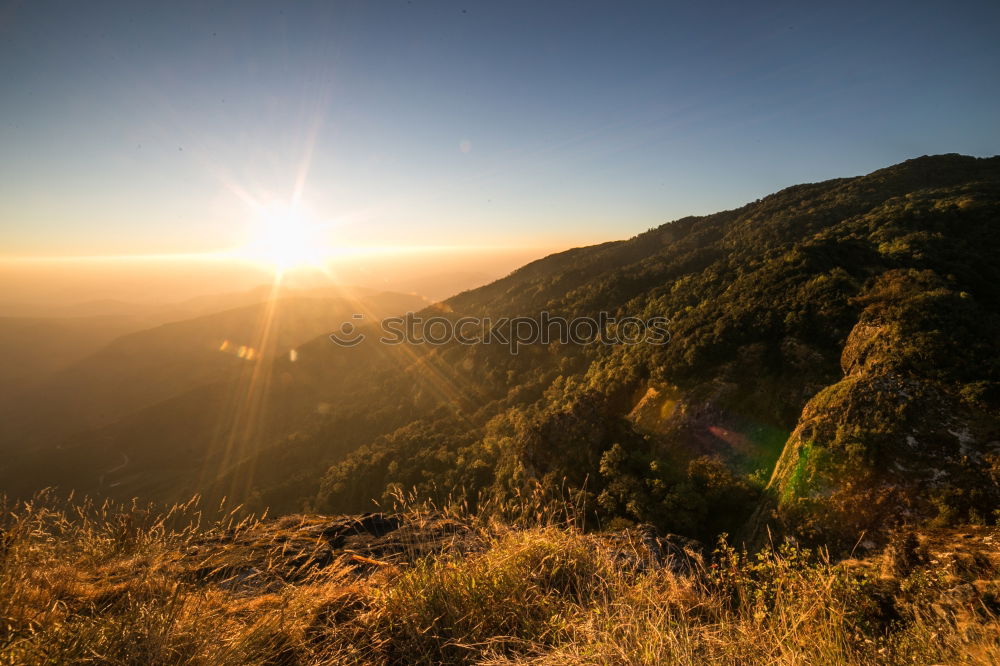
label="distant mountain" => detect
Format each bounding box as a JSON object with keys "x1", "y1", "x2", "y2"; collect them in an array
[
  {"x1": 0, "y1": 314, "x2": 149, "y2": 402},
  {"x1": 0, "y1": 289, "x2": 426, "y2": 499},
  {"x1": 4, "y1": 154, "x2": 999, "y2": 553},
  {"x1": 0, "y1": 283, "x2": 418, "y2": 400}
]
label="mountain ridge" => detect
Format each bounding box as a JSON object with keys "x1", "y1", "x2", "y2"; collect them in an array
[{"x1": 3, "y1": 154, "x2": 999, "y2": 553}]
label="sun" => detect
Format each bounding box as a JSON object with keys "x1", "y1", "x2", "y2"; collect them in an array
[{"x1": 239, "y1": 201, "x2": 327, "y2": 271}]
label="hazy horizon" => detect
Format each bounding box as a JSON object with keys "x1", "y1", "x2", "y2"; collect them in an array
[{"x1": 0, "y1": 244, "x2": 557, "y2": 313}]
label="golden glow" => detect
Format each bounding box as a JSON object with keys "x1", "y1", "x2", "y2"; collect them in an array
[{"x1": 238, "y1": 201, "x2": 328, "y2": 272}]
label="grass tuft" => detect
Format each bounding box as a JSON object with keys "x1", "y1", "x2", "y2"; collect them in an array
[{"x1": 0, "y1": 492, "x2": 997, "y2": 664}]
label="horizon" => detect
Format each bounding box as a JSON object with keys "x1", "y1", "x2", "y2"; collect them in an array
[{"x1": 1, "y1": 152, "x2": 994, "y2": 310}]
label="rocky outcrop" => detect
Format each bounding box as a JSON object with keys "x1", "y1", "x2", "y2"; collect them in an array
[
  {"x1": 184, "y1": 513, "x2": 475, "y2": 588},
  {"x1": 181, "y1": 512, "x2": 709, "y2": 593},
  {"x1": 627, "y1": 524, "x2": 705, "y2": 574},
  {"x1": 755, "y1": 298, "x2": 1000, "y2": 551}
]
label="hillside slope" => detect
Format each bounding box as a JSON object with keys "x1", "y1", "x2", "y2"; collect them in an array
[
  {"x1": 2, "y1": 496, "x2": 997, "y2": 664},
  {"x1": 0, "y1": 290, "x2": 426, "y2": 501},
  {"x1": 5, "y1": 155, "x2": 999, "y2": 552},
  {"x1": 307, "y1": 154, "x2": 1000, "y2": 548}
]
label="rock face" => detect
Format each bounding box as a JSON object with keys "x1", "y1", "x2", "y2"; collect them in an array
[
  {"x1": 185, "y1": 513, "x2": 475, "y2": 588},
  {"x1": 758, "y1": 270, "x2": 1000, "y2": 550},
  {"x1": 182, "y1": 513, "x2": 709, "y2": 593},
  {"x1": 630, "y1": 524, "x2": 705, "y2": 574}
]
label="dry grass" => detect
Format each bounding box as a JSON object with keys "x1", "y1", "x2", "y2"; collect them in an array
[{"x1": 0, "y1": 492, "x2": 997, "y2": 665}]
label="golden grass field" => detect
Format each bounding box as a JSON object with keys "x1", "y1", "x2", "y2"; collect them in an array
[{"x1": 1, "y1": 492, "x2": 997, "y2": 665}]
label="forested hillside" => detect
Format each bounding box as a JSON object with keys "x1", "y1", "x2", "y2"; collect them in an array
[
  {"x1": 6, "y1": 154, "x2": 999, "y2": 552},
  {"x1": 264, "y1": 153, "x2": 1000, "y2": 550}
]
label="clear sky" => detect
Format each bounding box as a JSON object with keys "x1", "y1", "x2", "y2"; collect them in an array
[{"x1": 1, "y1": 0, "x2": 999, "y2": 258}]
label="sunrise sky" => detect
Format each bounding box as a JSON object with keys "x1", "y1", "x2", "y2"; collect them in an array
[{"x1": 1, "y1": 0, "x2": 999, "y2": 261}]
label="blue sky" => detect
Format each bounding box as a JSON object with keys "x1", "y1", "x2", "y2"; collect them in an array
[{"x1": 1, "y1": 0, "x2": 998, "y2": 257}]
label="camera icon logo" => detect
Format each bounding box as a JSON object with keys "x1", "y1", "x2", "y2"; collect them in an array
[{"x1": 329, "y1": 314, "x2": 366, "y2": 347}]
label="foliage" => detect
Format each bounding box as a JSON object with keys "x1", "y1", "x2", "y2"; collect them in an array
[
  {"x1": 1, "y1": 494, "x2": 997, "y2": 665},
  {"x1": 306, "y1": 154, "x2": 1000, "y2": 546},
  {"x1": 8, "y1": 154, "x2": 1000, "y2": 549}
]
